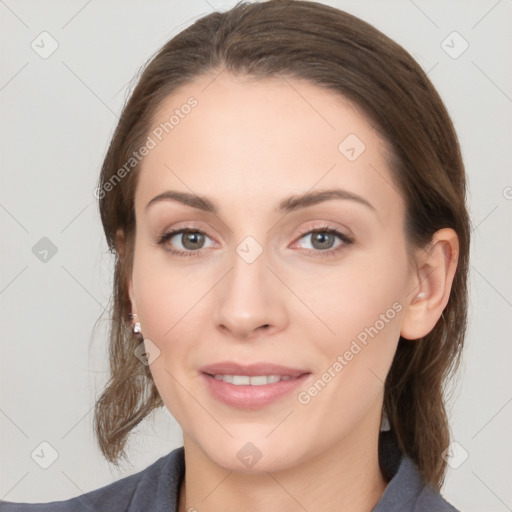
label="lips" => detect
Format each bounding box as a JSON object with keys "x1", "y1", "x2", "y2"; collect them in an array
[
  {"x1": 200, "y1": 361, "x2": 310, "y2": 378},
  {"x1": 201, "y1": 368, "x2": 312, "y2": 410},
  {"x1": 199, "y1": 361, "x2": 312, "y2": 409}
]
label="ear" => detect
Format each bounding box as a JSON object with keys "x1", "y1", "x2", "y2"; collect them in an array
[
  {"x1": 115, "y1": 228, "x2": 136, "y2": 311},
  {"x1": 400, "y1": 228, "x2": 459, "y2": 340}
]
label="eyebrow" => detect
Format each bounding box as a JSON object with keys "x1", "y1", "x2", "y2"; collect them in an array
[{"x1": 145, "y1": 188, "x2": 375, "y2": 214}]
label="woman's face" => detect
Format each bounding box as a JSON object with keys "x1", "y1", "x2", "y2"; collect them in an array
[{"x1": 128, "y1": 72, "x2": 418, "y2": 472}]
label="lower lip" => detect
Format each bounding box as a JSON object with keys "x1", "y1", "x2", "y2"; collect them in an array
[{"x1": 201, "y1": 372, "x2": 311, "y2": 410}]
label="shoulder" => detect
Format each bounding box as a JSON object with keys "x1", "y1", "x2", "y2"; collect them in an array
[
  {"x1": 0, "y1": 446, "x2": 185, "y2": 512},
  {"x1": 373, "y1": 456, "x2": 460, "y2": 512},
  {"x1": 375, "y1": 431, "x2": 460, "y2": 512}
]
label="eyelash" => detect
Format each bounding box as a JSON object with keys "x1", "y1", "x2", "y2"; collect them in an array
[{"x1": 156, "y1": 225, "x2": 354, "y2": 258}]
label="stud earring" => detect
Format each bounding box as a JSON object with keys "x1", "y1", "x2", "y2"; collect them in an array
[
  {"x1": 415, "y1": 292, "x2": 427, "y2": 300},
  {"x1": 129, "y1": 313, "x2": 143, "y2": 340}
]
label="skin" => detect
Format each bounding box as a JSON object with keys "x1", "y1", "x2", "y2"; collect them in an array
[{"x1": 120, "y1": 70, "x2": 459, "y2": 512}]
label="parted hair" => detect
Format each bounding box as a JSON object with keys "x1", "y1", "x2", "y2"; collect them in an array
[{"x1": 94, "y1": 0, "x2": 470, "y2": 490}]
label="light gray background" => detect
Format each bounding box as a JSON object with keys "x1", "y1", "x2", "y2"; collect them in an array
[{"x1": 1, "y1": 0, "x2": 511, "y2": 510}]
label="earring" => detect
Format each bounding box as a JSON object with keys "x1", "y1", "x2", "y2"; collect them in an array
[
  {"x1": 416, "y1": 292, "x2": 427, "y2": 300},
  {"x1": 129, "y1": 313, "x2": 143, "y2": 340}
]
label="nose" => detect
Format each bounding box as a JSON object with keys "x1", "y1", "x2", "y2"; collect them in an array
[{"x1": 213, "y1": 245, "x2": 289, "y2": 340}]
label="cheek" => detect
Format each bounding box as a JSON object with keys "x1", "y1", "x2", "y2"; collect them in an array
[
  {"x1": 300, "y1": 248, "x2": 408, "y2": 339},
  {"x1": 292, "y1": 253, "x2": 407, "y2": 427},
  {"x1": 293, "y1": 242, "x2": 409, "y2": 391},
  {"x1": 132, "y1": 259, "x2": 173, "y2": 339},
  {"x1": 130, "y1": 251, "x2": 201, "y2": 414},
  {"x1": 131, "y1": 240, "x2": 212, "y2": 340}
]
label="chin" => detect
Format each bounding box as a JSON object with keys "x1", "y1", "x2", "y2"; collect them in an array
[{"x1": 199, "y1": 435, "x2": 302, "y2": 473}]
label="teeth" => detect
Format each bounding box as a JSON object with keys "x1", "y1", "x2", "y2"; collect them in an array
[{"x1": 212, "y1": 374, "x2": 294, "y2": 385}]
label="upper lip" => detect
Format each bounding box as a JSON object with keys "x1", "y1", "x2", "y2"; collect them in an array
[{"x1": 200, "y1": 361, "x2": 310, "y2": 377}]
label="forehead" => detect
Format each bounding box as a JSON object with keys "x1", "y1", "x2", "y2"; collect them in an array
[{"x1": 135, "y1": 72, "x2": 401, "y2": 218}]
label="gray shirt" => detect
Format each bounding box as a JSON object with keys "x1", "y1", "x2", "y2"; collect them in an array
[{"x1": 0, "y1": 431, "x2": 459, "y2": 511}]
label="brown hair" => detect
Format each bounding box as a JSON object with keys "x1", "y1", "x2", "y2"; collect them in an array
[{"x1": 94, "y1": 0, "x2": 470, "y2": 490}]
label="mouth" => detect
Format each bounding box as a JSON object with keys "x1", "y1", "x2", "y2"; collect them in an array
[{"x1": 200, "y1": 361, "x2": 312, "y2": 409}]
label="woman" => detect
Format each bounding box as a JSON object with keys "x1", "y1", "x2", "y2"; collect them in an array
[{"x1": 0, "y1": 0, "x2": 469, "y2": 510}]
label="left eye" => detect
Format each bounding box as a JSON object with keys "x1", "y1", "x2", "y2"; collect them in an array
[{"x1": 296, "y1": 229, "x2": 351, "y2": 251}]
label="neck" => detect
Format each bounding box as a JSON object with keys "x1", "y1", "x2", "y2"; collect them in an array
[{"x1": 177, "y1": 423, "x2": 388, "y2": 512}]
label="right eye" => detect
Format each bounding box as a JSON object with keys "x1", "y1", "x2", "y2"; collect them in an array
[{"x1": 157, "y1": 228, "x2": 216, "y2": 256}]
